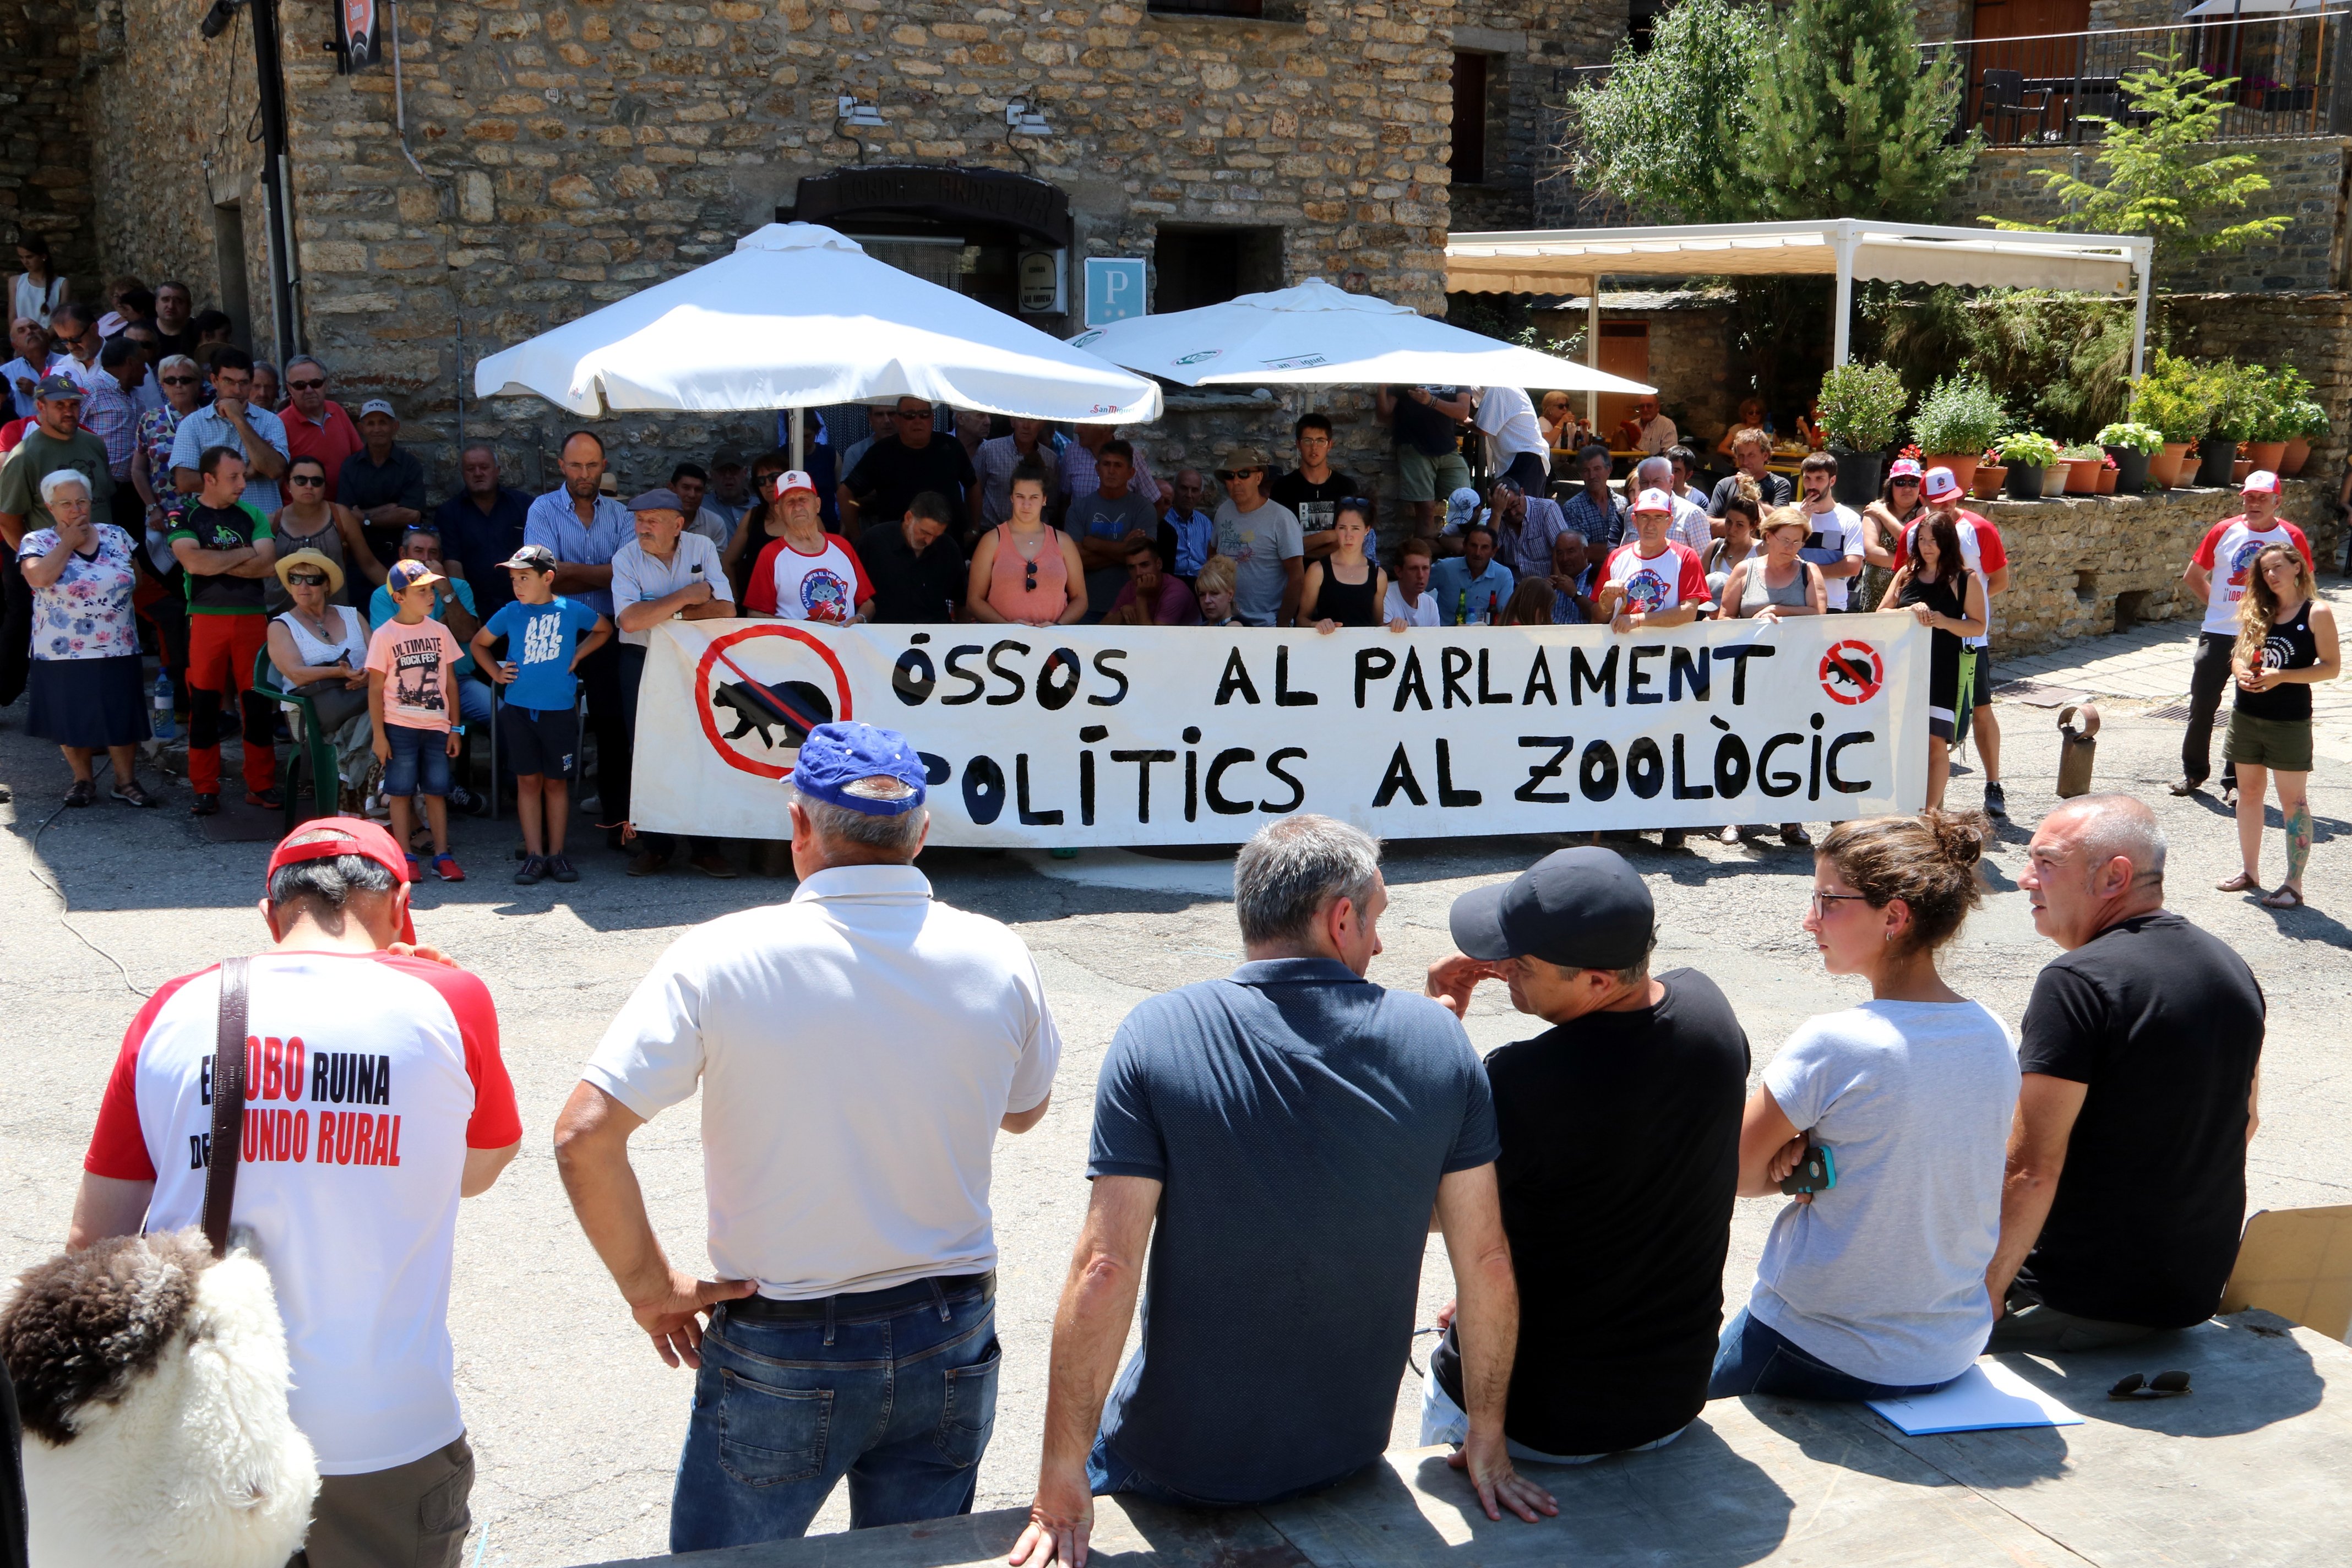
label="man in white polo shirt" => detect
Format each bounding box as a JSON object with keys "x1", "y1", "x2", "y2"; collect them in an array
[{"x1": 553, "y1": 722, "x2": 1060, "y2": 1554}]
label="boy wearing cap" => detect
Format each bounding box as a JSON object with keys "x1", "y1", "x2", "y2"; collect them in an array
[
  {"x1": 475, "y1": 544, "x2": 610, "y2": 885},
  {"x1": 2177, "y1": 471, "x2": 2313, "y2": 803},
  {"x1": 368, "y1": 558, "x2": 469, "y2": 881},
  {"x1": 1421, "y1": 848, "x2": 1749, "y2": 1468},
  {"x1": 339, "y1": 399, "x2": 428, "y2": 566},
  {"x1": 68, "y1": 818, "x2": 522, "y2": 1568},
  {"x1": 557, "y1": 722, "x2": 1058, "y2": 1553}
]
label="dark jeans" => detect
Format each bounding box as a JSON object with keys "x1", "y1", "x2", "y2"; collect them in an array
[
  {"x1": 2184, "y1": 631, "x2": 2241, "y2": 790},
  {"x1": 579, "y1": 635, "x2": 629, "y2": 823},
  {"x1": 1706, "y1": 1308, "x2": 1961, "y2": 1403},
  {"x1": 616, "y1": 641, "x2": 719, "y2": 859},
  {"x1": 1986, "y1": 1287, "x2": 2163, "y2": 1354},
  {"x1": 670, "y1": 1274, "x2": 1001, "y2": 1554},
  {"x1": 1502, "y1": 450, "x2": 1550, "y2": 497}
]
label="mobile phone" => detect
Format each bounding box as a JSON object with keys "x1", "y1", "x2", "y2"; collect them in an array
[{"x1": 1779, "y1": 1144, "x2": 1836, "y2": 1196}]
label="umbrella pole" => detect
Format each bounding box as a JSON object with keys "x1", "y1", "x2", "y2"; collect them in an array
[
  {"x1": 1585, "y1": 284, "x2": 1600, "y2": 433},
  {"x1": 791, "y1": 407, "x2": 805, "y2": 471}
]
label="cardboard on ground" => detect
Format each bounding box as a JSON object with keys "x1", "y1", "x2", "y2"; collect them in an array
[
  {"x1": 1866, "y1": 1360, "x2": 2084, "y2": 1435},
  {"x1": 2220, "y1": 1204, "x2": 2352, "y2": 1342}
]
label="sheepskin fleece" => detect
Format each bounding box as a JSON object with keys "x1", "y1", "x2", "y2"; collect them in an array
[{"x1": 10, "y1": 1232, "x2": 317, "y2": 1567}]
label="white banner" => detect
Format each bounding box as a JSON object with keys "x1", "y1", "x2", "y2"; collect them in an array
[{"x1": 630, "y1": 617, "x2": 1930, "y2": 847}]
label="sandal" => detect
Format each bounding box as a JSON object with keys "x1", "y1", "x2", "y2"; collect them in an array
[
  {"x1": 62, "y1": 778, "x2": 96, "y2": 807},
  {"x1": 2261, "y1": 885, "x2": 2306, "y2": 910},
  {"x1": 110, "y1": 780, "x2": 158, "y2": 808},
  {"x1": 2216, "y1": 872, "x2": 2263, "y2": 893}
]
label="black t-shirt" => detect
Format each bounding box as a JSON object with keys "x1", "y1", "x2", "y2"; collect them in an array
[
  {"x1": 1268, "y1": 470, "x2": 1362, "y2": 537},
  {"x1": 1433, "y1": 968, "x2": 1749, "y2": 1456},
  {"x1": 1708, "y1": 471, "x2": 1794, "y2": 516},
  {"x1": 1389, "y1": 392, "x2": 1463, "y2": 456},
  {"x1": 2016, "y1": 912, "x2": 2264, "y2": 1327},
  {"x1": 855, "y1": 520, "x2": 967, "y2": 624},
  {"x1": 844, "y1": 437, "x2": 977, "y2": 529},
  {"x1": 2235, "y1": 601, "x2": 2318, "y2": 721}
]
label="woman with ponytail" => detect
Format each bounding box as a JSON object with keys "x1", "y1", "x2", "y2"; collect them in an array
[
  {"x1": 1709, "y1": 810, "x2": 2019, "y2": 1402},
  {"x1": 2220, "y1": 542, "x2": 2339, "y2": 908}
]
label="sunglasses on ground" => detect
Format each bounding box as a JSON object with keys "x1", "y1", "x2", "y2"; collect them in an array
[{"x1": 2109, "y1": 1370, "x2": 2191, "y2": 1400}]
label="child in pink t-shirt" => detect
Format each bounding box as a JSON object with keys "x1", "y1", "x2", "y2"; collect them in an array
[{"x1": 366, "y1": 559, "x2": 468, "y2": 880}]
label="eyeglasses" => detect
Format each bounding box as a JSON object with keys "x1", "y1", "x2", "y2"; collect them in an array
[
  {"x1": 287, "y1": 473, "x2": 326, "y2": 487},
  {"x1": 1810, "y1": 890, "x2": 1872, "y2": 918},
  {"x1": 1023, "y1": 558, "x2": 1039, "y2": 591},
  {"x1": 287, "y1": 379, "x2": 324, "y2": 391},
  {"x1": 286, "y1": 573, "x2": 328, "y2": 586},
  {"x1": 160, "y1": 375, "x2": 197, "y2": 386},
  {"x1": 894, "y1": 409, "x2": 933, "y2": 421}
]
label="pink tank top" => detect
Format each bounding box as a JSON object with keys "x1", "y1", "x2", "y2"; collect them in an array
[{"x1": 988, "y1": 524, "x2": 1069, "y2": 623}]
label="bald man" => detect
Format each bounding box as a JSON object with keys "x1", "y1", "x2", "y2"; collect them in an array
[{"x1": 1989, "y1": 798, "x2": 2264, "y2": 1351}]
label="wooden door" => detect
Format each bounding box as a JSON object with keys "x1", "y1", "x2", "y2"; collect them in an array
[{"x1": 1970, "y1": 0, "x2": 2092, "y2": 140}]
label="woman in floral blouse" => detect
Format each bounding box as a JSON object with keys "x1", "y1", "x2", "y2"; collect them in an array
[{"x1": 18, "y1": 469, "x2": 157, "y2": 805}]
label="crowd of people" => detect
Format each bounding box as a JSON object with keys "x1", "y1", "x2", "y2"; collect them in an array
[
  {"x1": 0, "y1": 271, "x2": 2335, "y2": 894},
  {"x1": 26, "y1": 746, "x2": 2269, "y2": 1567}
]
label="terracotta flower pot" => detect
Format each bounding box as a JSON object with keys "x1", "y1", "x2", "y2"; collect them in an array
[
  {"x1": 2064, "y1": 457, "x2": 2103, "y2": 493},
  {"x1": 1970, "y1": 465, "x2": 2008, "y2": 500},
  {"x1": 2157, "y1": 441, "x2": 2196, "y2": 488},
  {"x1": 2096, "y1": 466, "x2": 2117, "y2": 494},
  {"x1": 2245, "y1": 440, "x2": 2288, "y2": 474},
  {"x1": 1922, "y1": 454, "x2": 1979, "y2": 492},
  {"x1": 2282, "y1": 437, "x2": 2311, "y2": 476},
  {"x1": 2231, "y1": 458, "x2": 2255, "y2": 484}
]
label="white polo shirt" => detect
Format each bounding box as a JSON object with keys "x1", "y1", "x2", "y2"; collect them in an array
[{"x1": 584, "y1": 864, "x2": 1061, "y2": 1299}]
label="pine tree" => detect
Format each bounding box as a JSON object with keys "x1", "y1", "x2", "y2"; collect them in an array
[{"x1": 1740, "y1": 0, "x2": 1977, "y2": 221}]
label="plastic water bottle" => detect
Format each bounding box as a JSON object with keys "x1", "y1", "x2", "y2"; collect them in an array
[{"x1": 151, "y1": 671, "x2": 177, "y2": 741}]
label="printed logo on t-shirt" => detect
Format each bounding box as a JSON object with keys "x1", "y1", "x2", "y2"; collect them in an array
[
  {"x1": 519, "y1": 609, "x2": 567, "y2": 666},
  {"x1": 2261, "y1": 633, "x2": 2296, "y2": 673},
  {"x1": 195, "y1": 1037, "x2": 408, "y2": 1171},
  {"x1": 1620, "y1": 567, "x2": 1672, "y2": 613},
  {"x1": 389, "y1": 633, "x2": 447, "y2": 712},
  {"x1": 2226, "y1": 538, "x2": 2266, "y2": 590},
  {"x1": 799, "y1": 569, "x2": 854, "y2": 623}
]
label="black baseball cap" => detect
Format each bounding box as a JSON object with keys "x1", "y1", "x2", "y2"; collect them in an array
[{"x1": 1448, "y1": 847, "x2": 1655, "y2": 969}]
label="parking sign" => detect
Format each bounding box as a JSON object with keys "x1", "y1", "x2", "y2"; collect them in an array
[{"x1": 1084, "y1": 257, "x2": 1147, "y2": 328}]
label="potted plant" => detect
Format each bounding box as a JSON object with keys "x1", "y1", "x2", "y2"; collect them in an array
[
  {"x1": 1815, "y1": 360, "x2": 1908, "y2": 505},
  {"x1": 1970, "y1": 446, "x2": 2008, "y2": 499},
  {"x1": 2242, "y1": 372, "x2": 2295, "y2": 474},
  {"x1": 1910, "y1": 374, "x2": 2007, "y2": 492},
  {"x1": 2202, "y1": 360, "x2": 2269, "y2": 486},
  {"x1": 2097, "y1": 453, "x2": 2119, "y2": 494},
  {"x1": 2280, "y1": 398, "x2": 2327, "y2": 476},
  {"x1": 1997, "y1": 431, "x2": 2063, "y2": 500},
  {"x1": 2060, "y1": 443, "x2": 2105, "y2": 494},
  {"x1": 2097, "y1": 420, "x2": 2161, "y2": 493},
  {"x1": 2128, "y1": 351, "x2": 2213, "y2": 487}
]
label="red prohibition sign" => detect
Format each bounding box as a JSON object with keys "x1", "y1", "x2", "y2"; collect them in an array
[
  {"x1": 1819, "y1": 639, "x2": 1884, "y2": 706},
  {"x1": 693, "y1": 624, "x2": 855, "y2": 779}
]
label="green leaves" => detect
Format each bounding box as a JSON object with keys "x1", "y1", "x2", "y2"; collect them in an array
[
  {"x1": 1567, "y1": 0, "x2": 1768, "y2": 223},
  {"x1": 1815, "y1": 361, "x2": 1911, "y2": 451},
  {"x1": 1909, "y1": 373, "x2": 2008, "y2": 457}
]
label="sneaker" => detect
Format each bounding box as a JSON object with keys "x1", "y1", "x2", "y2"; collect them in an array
[
  {"x1": 246, "y1": 786, "x2": 285, "y2": 809},
  {"x1": 688, "y1": 854, "x2": 738, "y2": 879},
  {"x1": 1718, "y1": 825, "x2": 1747, "y2": 846},
  {"x1": 1982, "y1": 781, "x2": 2007, "y2": 820},
  {"x1": 190, "y1": 792, "x2": 221, "y2": 816},
  {"x1": 627, "y1": 850, "x2": 671, "y2": 877},
  {"x1": 432, "y1": 852, "x2": 466, "y2": 883},
  {"x1": 547, "y1": 853, "x2": 580, "y2": 884},
  {"x1": 2167, "y1": 777, "x2": 2203, "y2": 797},
  {"x1": 514, "y1": 855, "x2": 546, "y2": 886},
  {"x1": 405, "y1": 853, "x2": 422, "y2": 879}
]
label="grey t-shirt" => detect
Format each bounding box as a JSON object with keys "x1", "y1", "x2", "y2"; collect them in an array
[
  {"x1": 1069, "y1": 488, "x2": 1159, "y2": 622},
  {"x1": 1089, "y1": 957, "x2": 1500, "y2": 1504},
  {"x1": 1751, "y1": 999, "x2": 2020, "y2": 1387},
  {"x1": 1213, "y1": 499, "x2": 1303, "y2": 627}
]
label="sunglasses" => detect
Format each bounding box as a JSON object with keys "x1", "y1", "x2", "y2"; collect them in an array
[
  {"x1": 1219, "y1": 468, "x2": 1262, "y2": 482},
  {"x1": 1024, "y1": 558, "x2": 1039, "y2": 591},
  {"x1": 287, "y1": 378, "x2": 325, "y2": 391},
  {"x1": 287, "y1": 573, "x2": 328, "y2": 586},
  {"x1": 894, "y1": 409, "x2": 934, "y2": 421},
  {"x1": 287, "y1": 473, "x2": 326, "y2": 487},
  {"x1": 161, "y1": 374, "x2": 197, "y2": 386},
  {"x1": 1891, "y1": 477, "x2": 1921, "y2": 487}
]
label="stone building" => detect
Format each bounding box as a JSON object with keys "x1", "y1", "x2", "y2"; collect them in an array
[{"x1": 30, "y1": 0, "x2": 1630, "y2": 503}]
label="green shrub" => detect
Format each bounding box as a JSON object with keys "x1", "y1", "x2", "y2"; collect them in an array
[
  {"x1": 2128, "y1": 350, "x2": 2214, "y2": 444},
  {"x1": 2095, "y1": 421, "x2": 2164, "y2": 454},
  {"x1": 2060, "y1": 443, "x2": 2106, "y2": 461},
  {"x1": 1910, "y1": 373, "x2": 2007, "y2": 456},
  {"x1": 2279, "y1": 398, "x2": 2331, "y2": 440},
  {"x1": 1997, "y1": 431, "x2": 2064, "y2": 467},
  {"x1": 1816, "y1": 361, "x2": 1910, "y2": 451},
  {"x1": 2208, "y1": 360, "x2": 2277, "y2": 443}
]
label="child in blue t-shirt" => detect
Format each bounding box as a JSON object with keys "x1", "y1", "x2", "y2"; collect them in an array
[{"x1": 471, "y1": 544, "x2": 609, "y2": 885}]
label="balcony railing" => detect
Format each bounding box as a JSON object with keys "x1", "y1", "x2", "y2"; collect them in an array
[{"x1": 1923, "y1": 13, "x2": 2345, "y2": 146}]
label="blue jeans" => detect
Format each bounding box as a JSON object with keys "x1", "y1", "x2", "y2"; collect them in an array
[
  {"x1": 669, "y1": 1275, "x2": 1001, "y2": 1554},
  {"x1": 1706, "y1": 1308, "x2": 1959, "y2": 1403},
  {"x1": 381, "y1": 722, "x2": 451, "y2": 798}
]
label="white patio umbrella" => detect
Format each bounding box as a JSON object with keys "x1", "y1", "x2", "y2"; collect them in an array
[
  {"x1": 2180, "y1": 0, "x2": 2320, "y2": 14},
  {"x1": 471, "y1": 222, "x2": 1162, "y2": 428},
  {"x1": 1068, "y1": 276, "x2": 1654, "y2": 394}
]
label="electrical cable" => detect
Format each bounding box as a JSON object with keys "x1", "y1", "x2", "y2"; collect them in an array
[{"x1": 23, "y1": 756, "x2": 155, "y2": 998}]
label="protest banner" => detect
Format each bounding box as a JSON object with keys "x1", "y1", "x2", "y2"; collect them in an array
[{"x1": 629, "y1": 616, "x2": 1929, "y2": 847}]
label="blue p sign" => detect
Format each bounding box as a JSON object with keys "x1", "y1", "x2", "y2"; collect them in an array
[{"x1": 1085, "y1": 257, "x2": 1147, "y2": 327}]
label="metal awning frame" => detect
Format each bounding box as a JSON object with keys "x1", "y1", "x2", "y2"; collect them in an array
[{"x1": 1447, "y1": 219, "x2": 2156, "y2": 424}]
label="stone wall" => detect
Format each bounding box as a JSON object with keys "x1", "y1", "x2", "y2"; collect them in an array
[
  {"x1": 2163, "y1": 288, "x2": 2352, "y2": 488},
  {"x1": 1, "y1": 0, "x2": 99, "y2": 292},
  {"x1": 1963, "y1": 140, "x2": 2351, "y2": 293},
  {"x1": 1983, "y1": 477, "x2": 2333, "y2": 656},
  {"x1": 1449, "y1": 8, "x2": 1623, "y2": 235}
]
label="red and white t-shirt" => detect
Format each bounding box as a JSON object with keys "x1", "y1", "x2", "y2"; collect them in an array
[
  {"x1": 1898, "y1": 511, "x2": 2009, "y2": 648},
  {"x1": 2191, "y1": 515, "x2": 2313, "y2": 636},
  {"x1": 745, "y1": 533, "x2": 874, "y2": 623},
  {"x1": 1602, "y1": 540, "x2": 1711, "y2": 616},
  {"x1": 84, "y1": 951, "x2": 522, "y2": 1474}
]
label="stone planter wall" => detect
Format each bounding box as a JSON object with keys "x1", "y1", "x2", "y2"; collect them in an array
[{"x1": 1978, "y1": 477, "x2": 2333, "y2": 657}]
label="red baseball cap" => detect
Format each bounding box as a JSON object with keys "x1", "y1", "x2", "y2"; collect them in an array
[{"x1": 264, "y1": 819, "x2": 417, "y2": 944}]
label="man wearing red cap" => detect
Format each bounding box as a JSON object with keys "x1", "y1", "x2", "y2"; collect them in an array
[
  {"x1": 2175, "y1": 470, "x2": 2313, "y2": 803},
  {"x1": 67, "y1": 819, "x2": 522, "y2": 1568}
]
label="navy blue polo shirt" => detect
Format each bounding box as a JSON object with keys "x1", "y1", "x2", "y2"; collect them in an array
[{"x1": 1089, "y1": 957, "x2": 1499, "y2": 1504}]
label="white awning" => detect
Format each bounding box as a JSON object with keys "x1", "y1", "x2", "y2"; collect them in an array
[{"x1": 1447, "y1": 219, "x2": 2148, "y2": 298}]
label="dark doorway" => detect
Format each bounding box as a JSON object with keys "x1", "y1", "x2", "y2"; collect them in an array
[
  {"x1": 1153, "y1": 226, "x2": 1284, "y2": 313},
  {"x1": 1451, "y1": 52, "x2": 1489, "y2": 185}
]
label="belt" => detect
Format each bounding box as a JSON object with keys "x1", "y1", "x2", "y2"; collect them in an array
[{"x1": 727, "y1": 1269, "x2": 995, "y2": 1324}]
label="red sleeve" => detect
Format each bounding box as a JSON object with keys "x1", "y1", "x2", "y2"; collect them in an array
[
  {"x1": 1970, "y1": 518, "x2": 2008, "y2": 573},
  {"x1": 84, "y1": 971, "x2": 205, "y2": 1180},
  {"x1": 832, "y1": 533, "x2": 875, "y2": 605},
  {"x1": 1676, "y1": 543, "x2": 1710, "y2": 605},
  {"x1": 2287, "y1": 522, "x2": 2313, "y2": 566},
  {"x1": 744, "y1": 538, "x2": 782, "y2": 616},
  {"x1": 380, "y1": 955, "x2": 522, "y2": 1148},
  {"x1": 2192, "y1": 520, "x2": 2229, "y2": 570}
]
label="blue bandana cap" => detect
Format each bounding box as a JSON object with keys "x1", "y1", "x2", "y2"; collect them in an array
[{"x1": 790, "y1": 722, "x2": 928, "y2": 815}]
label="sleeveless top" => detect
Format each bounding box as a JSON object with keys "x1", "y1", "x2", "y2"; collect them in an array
[
  {"x1": 273, "y1": 603, "x2": 368, "y2": 671},
  {"x1": 1736, "y1": 557, "x2": 1812, "y2": 616},
  {"x1": 1315, "y1": 558, "x2": 1379, "y2": 627},
  {"x1": 1898, "y1": 568, "x2": 1972, "y2": 717},
  {"x1": 2236, "y1": 600, "x2": 2318, "y2": 723},
  {"x1": 265, "y1": 508, "x2": 352, "y2": 612},
  {"x1": 14, "y1": 273, "x2": 63, "y2": 328},
  {"x1": 988, "y1": 524, "x2": 1070, "y2": 624}
]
